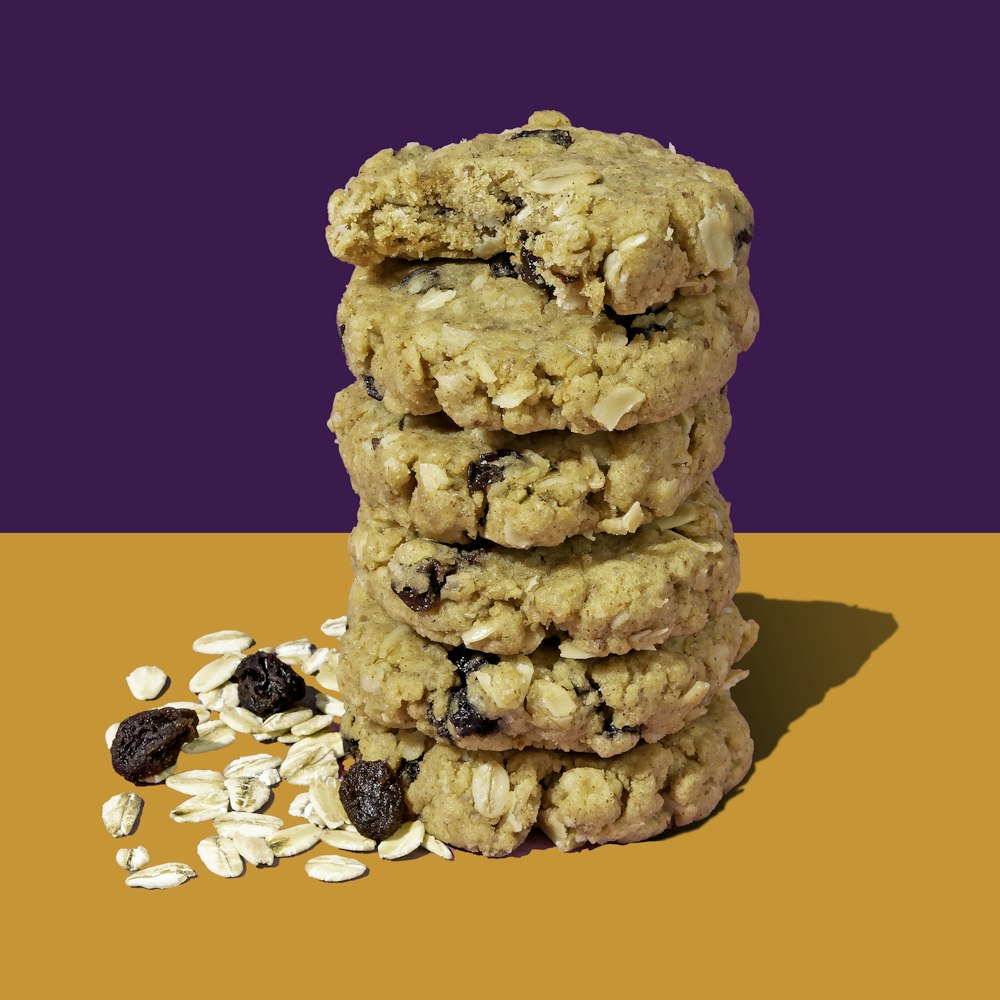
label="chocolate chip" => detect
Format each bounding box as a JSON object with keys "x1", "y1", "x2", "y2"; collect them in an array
[
  {"x1": 111, "y1": 707, "x2": 200, "y2": 785},
  {"x1": 510, "y1": 128, "x2": 573, "y2": 149},
  {"x1": 363, "y1": 375, "x2": 383, "y2": 401},
  {"x1": 489, "y1": 253, "x2": 519, "y2": 279},
  {"x1": 338, "y1": 760, "x2": 405, "y2": 841},
  {"x1": 391, "y1": 558, "x2": 449, "y2": 612},
  {"x1": 234, "y1": 651, "x2": 305, "y2": 717},
  {"x1": 447, "y1": 688, "x2": 500, "y2": 738},
  {"x1": 734, "y1": 226, "x2": 754, "y2": 251},
  {"x1": 467, "y1": 449, "x2": 520, "y2": 493}
]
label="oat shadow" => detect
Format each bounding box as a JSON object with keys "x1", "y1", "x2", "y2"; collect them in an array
[{"x1": 732, "y1": 594, "x2": 898, "y2": 760}]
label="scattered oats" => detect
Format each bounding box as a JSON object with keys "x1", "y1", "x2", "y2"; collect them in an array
[
  {"x1": 126, "y1": 665, "x2": 168, "y2": 701},
  {"x1": 422, "y1": 834, "x2": 454, "y2": 861},
  {"x1": 231, "y1": 833, "x2": 274, "y2": 867},
  {"x1": 309, "y1": 776, "x2": 349, "y2": 829},
  {"x1": 305, "y1": 855, "x2": 367, "y2": 883},
  {"x1": 105, "y1": 723, "x2": 120, "y2": 749},
  {"x1": 258, "y1": 768, "x2": 281, "y2": 787},
  {"x1": 461, "y1": 622, "x2": 496, "y2": 645},
  {"x1": 491, "y1": 385, "x2": 534, "y2": 409},
  {"x1": 197, "y1": 835, "x2": 244, "y2": 878},
  {"x1": 164, "y1": 701, "x2": 211, "y2": 723},
  {"x1": 591, "y1": 385, "x2": 646, "y2": 431},
  {"x1": 416, "y1": 287, "x2": 457, "y2": 311},
  {"x1": 213, "y1": 812, "x2": 284, "y2": 839},
  {"x1": 262, "y1": 708, "x2": 313, "y2": 734},
  {"x1": 558, "y1": 639, "x2": 599, "y2": 659},
  {"x1": 220, "y1": 706, "x2": 263, "y2": 734},
  {"x1": 116, "y1": 845, "x2": 150, "y2": 872},
  {"x1": 378, "y1": 820, "x2": 425, "y2": 861},
  {"x1": 252, "y1": 733, "x2": 277, "y2": 743},
  {"x1": 169, "y1": 790, "x2": 230, "y2": 823},
  {"x1": 197, "y1": 682, "x2": 240, "y2": 711},
  {"x1": 291, "y1": 714, "x2": 332, "y2": 737},
  {"x1": 319, "y1": 828, "x2": 376, "y2": 853},
  {"x1": 224, "y1": 776, "x2": 270, "y2": 813},
  {"x1": 223, "y1": 754, "x2": 282, "y2": 779},
  {"x1": 189, "y1": 654, "x2": 242, "y2": 694},
  {"x1": 301, "y1": 647, "x2": 330, "y2": 675},
  {"x1": 182, "y1": 724, "x2": 237, "y2": 754},
  {"x1": 316, "y1": 661, "x2": 341, "y2": 692},
  {"x1": 277, "y1": 733, "x2": 302, "y2": 744},
  {"x1": 192, "y1": 630, "x2": 254, "y2": 656},
  {"x1": 126, "y1": 862, "x2": 196, "y2": 890},
  {"x1": 279, "y1": 733, "x2": 343, "y2": 785},
  {"x1": 103, "y1": 792, "x2": 142, "y2": 838},
  {"x1": 274, "y1": 638, "x2": 315, "y2": 665},
  {"x1": 319, "y1": 616, "x2": 348, "y2": 638},
  {"x1": 471, "y1": 762, "x2": 511, "y2": 819},
  {"x1": 314, "y1": 691, "x2": 343, "y2": 715},
  {"x1": 288, "y1": 792, "x2": 312, "y2": 819},
  {"x1": 166, "y1": 769, "x2": 225, "y2": 796},
  {"x1": 267, "y1": 824, "x2": 321, "y2": 858}
]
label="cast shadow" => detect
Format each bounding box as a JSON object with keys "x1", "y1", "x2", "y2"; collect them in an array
[{"x1": 731, "y1": 593, "x2": 898, "y2": 761}]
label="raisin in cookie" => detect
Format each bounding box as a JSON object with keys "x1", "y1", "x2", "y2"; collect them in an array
[
  {"x1": 331, "y1": 380, "x2": 730, "y2": 549},
  {"x1": 340, "y1": 690, "x2": 752, "y2": 856},
  {"x1": 349, "y1": 478, "x2": 739, "y2": 658},
  {"x1": 340, "y1": 583, "x2": 756, "y2": 757},
  {"x1": 327, "y1": 110, "x2": 753, "y2": 316},
  {"x1": 338, "y1": 258, "x2": 757, "y2": 434}
]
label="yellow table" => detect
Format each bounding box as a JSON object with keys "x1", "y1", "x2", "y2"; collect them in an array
[{"x1": 5, "y1": 534, "x2": 995, "y2": 997}]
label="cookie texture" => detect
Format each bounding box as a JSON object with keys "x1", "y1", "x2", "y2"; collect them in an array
[
  {"x1": 337, "y1": 258, "x2": 757, "y2": 434},
  {"x1": 341, "y1": 690, "x2": 752, "y2": 856},
  {"x1": 327, "y1": 110, "x2": 753, "y2": 316},
  {"x1": 331, "y1": 380, "x2": 730, "y2": 549},
  {"x1": 349, "y1": 478, "x2": 739, "y2": 658},
  {"x1": 340, "y1": 583, "x2": 757, "y2": 757}
]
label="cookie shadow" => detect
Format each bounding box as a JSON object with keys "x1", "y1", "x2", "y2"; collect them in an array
[{"x1": 731, "y1": 593, "x2": 898, "y2": 761}]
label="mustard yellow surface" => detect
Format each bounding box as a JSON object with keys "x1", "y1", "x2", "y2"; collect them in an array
[{"x1": 4, "y1": 534, "x2": 995, "y2": 997}]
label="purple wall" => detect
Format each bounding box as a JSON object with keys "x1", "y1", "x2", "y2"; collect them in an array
[{"x1": 4, "y1": 5, "x2": 993, "y2": 531}]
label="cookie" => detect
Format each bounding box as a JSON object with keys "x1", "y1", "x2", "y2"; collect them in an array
[
  {"x1": 337, "y1": 258, "x2": 757, "y2": 434},
  {"x1": 327, "y1": 110, "x2": 753, "y2": 316},
  {"x1": 349, "y1": 478, "x2": 739, "y2": 658},
  {"x1": 340, "y1": 583, "x2": 757, "y2": 757},
  {"x1": 331, "y1": 380, "x2": 730, "y2": 549},
  {"x1": 341, "y1": 690, "x2": 752, "y2": 856}
]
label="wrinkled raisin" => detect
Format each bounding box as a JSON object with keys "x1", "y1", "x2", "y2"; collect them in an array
[
  {"x1": 734, "y1": 226, "x2": 754, "y2": 251},
  {"x1": 391, "y1": 558, "x2": 449, "y2": 612},
  {"x1": 447, "y1": 688, "x2": 500, "y2": 738},
  {"x1": 234, "y1": 651, "x2": 305, "y2": 716},
  {"x1": 447, "y1": 646, "x2": 500, "y2": 675},
  {"x1": 111, "y1": 707, "x2": 199, "y2": 784},
  {"x1": 399, "y1": 265, "x2": 443, "y2": 293},
  {"x1": 467, "y1": 449, "x2": 520, "y2": 493},
  {"x1": 363, "y1": 375, "x2": 383, "y2": 401},
  {"x1": 399, "y1": 759, "x2": 421, "y2": 785},
  {"x1": 339, "y1": 760, "x2": 405, "y2": 840},
  {"x1": 518, "y1": 244, "x2": 549, "y2": 290},
  {"x1": 510, "y1": 128, "x2": 573, "y2": 148},
  {"x1": 342, "y1": 734, "x2": 360, "y2": 759},
  {"x1": 488, "y1": 253, "x2": 519, "y2": 279},
  {"x1": 502, "y1": 196, "x2": 526, "y2": 223}
]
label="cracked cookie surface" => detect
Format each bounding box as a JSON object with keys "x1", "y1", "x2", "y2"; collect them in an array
[
  {"x1": 327, "y1": 110, "x2": 753, "y2": 316},
  {"x1": 337, "y1": 258, "x2": 757, "y2": 434},
  {"x1": 340, "y1": 583, "x2": 756, "y2": 757},
  {"x1": 349, "y1": 478, "x2": 740, "y2": 658},
  {"x1": 341, "y1": 690, "x2": 753, "y2": 856},
  {"x1": 331, "y1": 380, "x2": 730, "y2": 549}
]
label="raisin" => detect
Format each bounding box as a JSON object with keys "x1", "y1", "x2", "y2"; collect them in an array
[
  {"x1": 446, "y1": 646, "x2": 500, "y2": 675},
  {"x1": 110, "y1": 707, "x2": 199, "y2": 784},
  {"x1": 338, "y1": 323, "x2": 346, "y2": 337},
  {"x1": 339, "y1": 760, "x2": 405, "y2": 840},
  {"x1": 502, "y1": 196, "x2": 526, "y2": 223},
  {"x1": 734, "y1": 226, "x2": 754, "y2": 251},
  {"x1": 510, "y1": 128, "x2": 574, "y2": 148},
  {"x1": 597, "y1": 703, "x2": 640, "y2": 737},
  {"x1": 518, "y1": 244, "x2": 549, "y2": 290},
  {"x1": 370, "y1": 437, "x2": 381, "y2": 449},
  {"x1": 342, "y1": 735, "x2": 360, "y2": 759},
  {"x1": 447, "y1": 688, "x2": 500, "y2": 738},
  {"x1": 399, "y1": 759, "x2": 421, "y2": 786},
  {"x1": 467, "y1": 449, "x2": 520, "y2": 493},
  {"x1": 399, "y1": 265, "x2": 443, "y2": 293},
  {"x1": 488, "y1": 253, "x2": 519, "y2": 279},
  {"x1": 234, "y1": 651, "x2": 305, "y2": 716},
  {"x1": 391, "y1": 558, "x2": 449, "y2": 612},
  {"x1": 363, "y1": 375, "x2": 383, "y2": 401}
]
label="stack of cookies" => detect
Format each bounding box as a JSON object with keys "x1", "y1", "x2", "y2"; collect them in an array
[{"x1": 325, "y1": 112, "x2": 759, "y2": 856}]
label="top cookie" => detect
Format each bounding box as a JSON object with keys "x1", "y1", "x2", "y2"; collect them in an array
[{"x1": 327, "y1": 110, "x2": 753, "y2": 316}]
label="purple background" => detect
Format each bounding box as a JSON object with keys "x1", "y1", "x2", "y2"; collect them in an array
[{"x1": 4, "y1": 6, "x2": 994, "y2": 531}]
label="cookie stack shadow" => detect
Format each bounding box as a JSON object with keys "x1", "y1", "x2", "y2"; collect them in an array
[{"x1": 325, "y1": 111, "x2": 760, "y2": 857}]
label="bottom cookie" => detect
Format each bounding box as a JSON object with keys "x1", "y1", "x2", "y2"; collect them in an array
[{"x1": 341, "y1": 692, "x2": 752, "y2": 857}]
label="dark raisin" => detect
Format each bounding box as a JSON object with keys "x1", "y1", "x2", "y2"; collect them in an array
[
  {"x1": 370, "y1": 437, "x2": 381, "y2": 449},
  {"x1": 734, "y1": 226, "x2": 754, "y2": 251},
  {"x1": 518, "y1": 245, "x2": 549, "y2": 290},
  {"x1": 342, "y1": 735, "x2": 360, "y2": 759},
  {"x1": 446, "y1": 645, "x2": 500, "y2": 675},
  {"x1": 597, "y1": 702, "x2": 640, "y2": 737},
  {"x1": 448, "y1": 688, "x2": 500, "y2": 738},
  {"x1": 110, "y1": 707, "x2": 199, "y2": 784},
  {"x1": 234, "y1": 651, "x2": 305, "y2": 717},
  {"x1": 399, "y1": 265, "x2": 443, "y2": 292},
  {"x1": 339, "y1": 760, "x2": 405, "y2": 840},
  {"x1": 467, "y1": 449, "x2": 520, "y2": 493},
  {"x1": 391, "y1": 558, "x2": 448, "y2": 612},
  {"x1": 488, "y1": 253, "x2": 519, "y2": 279},
  {"x1": 399, "y1": 759, "x2": 421, "y2": 785},
  {"x1": 502, "y1": 196, "x2": 526, "y2": 223},
  {"x1": 338, "y1": 323, "x2": 346, "y2": 337},
  {"x1": 363, "y1": 375, "x2": 383, "y2": 401},
  {"x1": 510, "y1": 128, "x2": 573, "y2": 148}
]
